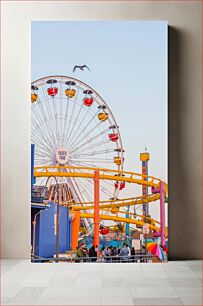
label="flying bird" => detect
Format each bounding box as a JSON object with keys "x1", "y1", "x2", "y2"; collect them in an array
[{"x1": 73, "y1": 65, "x2": 91, "y2": 73}]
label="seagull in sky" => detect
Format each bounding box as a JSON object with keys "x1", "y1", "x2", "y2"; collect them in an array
[{"x1": 73, "y1": 65, "x2": 91, "y2": 73}]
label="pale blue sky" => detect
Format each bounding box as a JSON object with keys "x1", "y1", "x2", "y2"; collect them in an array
[{"x1": 32, "y1": 21, "x2": 168, "y2": 221}]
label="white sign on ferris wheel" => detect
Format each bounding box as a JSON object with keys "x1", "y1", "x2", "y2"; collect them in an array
[{"x1": 56, "y1": 147, "x2": 69, "y2": 165}]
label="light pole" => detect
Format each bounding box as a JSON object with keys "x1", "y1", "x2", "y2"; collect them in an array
[
  {"x1": 32, "y1": 208, "x2": 48, "y2": 257},
  {"x1": 45, "y1": 176, "x2": 59, "y2": 262},
  {"x1": 32, "y1": 210, "x2": 42, "y2": 256}
]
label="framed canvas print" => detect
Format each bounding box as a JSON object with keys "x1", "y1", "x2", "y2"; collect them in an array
[{"x1": 31, "y1": 21, "x2": 168, "y2": 263}]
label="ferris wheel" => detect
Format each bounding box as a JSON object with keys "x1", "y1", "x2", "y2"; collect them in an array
[{"x1": 31, "y1": 75, "x2": 125, "y2": 208}]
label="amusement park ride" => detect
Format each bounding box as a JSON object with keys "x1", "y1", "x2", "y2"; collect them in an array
[{"x1": 31, "y1": 75, "x2": 168, "y2": 260}]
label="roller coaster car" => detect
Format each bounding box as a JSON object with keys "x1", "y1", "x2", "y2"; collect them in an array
[
  {"x1": 65, "y1": 89, "x2": 76, "y2": 98},
  {"x1": 98, "y1": 112, "x2": 109, "y2": 121}
]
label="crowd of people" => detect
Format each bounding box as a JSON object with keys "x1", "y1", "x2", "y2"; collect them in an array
[{"x1": 75, "y1": 243, "x2": 138, "y2": 262}]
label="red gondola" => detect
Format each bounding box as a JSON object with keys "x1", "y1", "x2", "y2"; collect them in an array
[
  {"x1": 100, "y1": 228, "x2": 110, "y2": 235},
  {"x1": 120, "y1": 182, "x2": 125, "y2": 190},
  {"x1": 47, "y1": 87, "x2": 58, "y2": 97},
  {"x1": 114, "y1": 181, "x2": 119, "y2": 189},
  {"x1": 83, "y1": 97, "x2": 94, "y2": 107},
  {"x1": 114, "y1": 181, "x2": 125, "y2": 190},
  {"x1": 109, "y1": 133, "x2": 119, "y2": 142}
]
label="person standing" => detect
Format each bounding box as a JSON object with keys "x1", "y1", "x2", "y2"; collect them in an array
[
  {"x1": 131, "y1": 246, "x2": 136, "y2": 262},
  {"x1": 89, "y1": 245, "x2": 97, "y2": 262},
  {"x1": 120, "y1": 243, "x2": 129, "y2": 262}
]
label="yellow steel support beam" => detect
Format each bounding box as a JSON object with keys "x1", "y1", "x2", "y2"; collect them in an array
[
  {"x1": 34, "y1": 165, "x2": 166, "y2": 189},
  {"x1": 80, "y1": 213, "x2": 160, "y2": 232},
  {"x1": 71, "y1": 194, "x2": 160, "y2": 211}
]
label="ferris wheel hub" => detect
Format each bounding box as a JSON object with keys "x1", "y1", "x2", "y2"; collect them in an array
[{"x1": 55, "y1": 147, "x2": 69, "y2": 165}]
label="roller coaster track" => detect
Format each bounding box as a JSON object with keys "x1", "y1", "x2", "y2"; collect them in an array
[
  {"x1": 34, "y1": 166, "x2": 167, "y2": 190},
  {"x1": 70, "y1": 194, "x2": 161, "y2": 211},
  {"x1": 79, "y1": 213, "x2": 159, "y2": 232},
  {"x1": 34, "y1": 165, "x2": 168, "y2": 235}
]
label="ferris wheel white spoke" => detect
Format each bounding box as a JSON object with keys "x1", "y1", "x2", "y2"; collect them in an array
[
  {"x1": 70, "y1": 157, "x2": 113, "y2": 163},
  {"x1": 70, "y1": 163, "x2": 114, "y2": 198},
  {"x1": 71, "y1": 162, "x2": 116, "y2": 188},
  {"x1": 66, "y1": 105, "x2": 92, "y2": 150},
  {"x1": 74, "y1": 177, "x2": 93, "y2": 199},
  {"x1": 32, "y1": 139, "x2": 53, "y2": 158},
  {"x1": 72, "y1": 148, "x2": 115, "y2": 158},
  {"x1": 67, "y1": 109, "x2": 100, "y2": 150},
  {"x1": 31, "y1": 129, "x2": 54, "y2": 155},
  {"x1": 61, "y1": 97, "x2": 70, "y2": 145},
  {"x1": 35, "y1": 160, "x2": 53, "y2": 165},
  {"x1": 34, "y1": 151, "x2": 53, "y2": 160},
  {"x1": 32, "y1": 113, "x2": 54, "y2": 147},
  {"x1": 31, "y1": 135, "x2": 52, "y2": 156},
  {"x1": 70, "y1": 160, "x2": 99, "y2": 170},
  {"x1": 41, "y1": 86, "x2": 59, "y2": 148},
  {"x1": 76, "y1": 180, "x2": 94, "y2": 204},
  {"x1": 65, "y1": 94, "x2": 85, "y2": 147},
  {"x1": 41, "y1": 86, "x2": 59, "y2": 146},
  {"x1": 73, "y1": 162, "x2": 114, "y2": 197},
  {"x1": 70, "y1": 138, "x2": 111, "y2": 157},
  {"x1": 33, "y1": 92, "x2": 55, "y2": 145},
  {"x1": 34, "y1": 149, "x2": 53, "y2": 159},
  {"x1": 69, "y1": 171, "x2": 90, "y2": 203},
  {"x1": 62, "y1": 86, "x2": 80, "y2": 148},
  {"x1": 68, "y1": 120, "x2": 103, "y2": 153},
  {"x1": 52, "y1": 96, "x2": 60, "y2": 147},
  {"x1": 36, "y1": 97, "x2": 57, "y2": 145},
  {"x1": 62, "y1": 167, "x2": 90, "y2": 206},
  {"x1": 69, "y1": 128, "x2": 109, "y2": 155},
  {"x1": 70, "y1": 171, "x2": 95, "y2": 203},
  {"x1": 34, "y1": 145, "x2": 53, "y2": 158}
]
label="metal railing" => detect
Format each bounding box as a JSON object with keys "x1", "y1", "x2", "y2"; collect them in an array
[{"x1": 31, "y1": 254, "x2": 166, "y2": 263}]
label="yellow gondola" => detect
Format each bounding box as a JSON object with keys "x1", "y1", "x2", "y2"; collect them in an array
[
  {"x1": 31, "y1": 93, "x2": 38, "y2": 103},
  {"x1": 114, "y1": 156, "x2": 122, "y2": 165},
  {"x1": 110, "y1": 207, "x2": 120, "y2": 214},
  {"x1": 65, "y1": 89, "x2": 76, "y2": 98},
  {"x1": 98, "y1": 112, "x2": 109, "y2": 121}
]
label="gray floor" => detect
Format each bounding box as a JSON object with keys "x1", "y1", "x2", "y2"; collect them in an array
[{"x1": 1, "y1": 260, "x2": 202, "y2": 305}]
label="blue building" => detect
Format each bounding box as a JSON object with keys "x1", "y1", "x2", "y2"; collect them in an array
[{"x1": 31, "y1": 202, "x2": 71, "y2": 258}]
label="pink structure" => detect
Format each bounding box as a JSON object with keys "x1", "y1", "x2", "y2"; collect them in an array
[
  {"x1": 152, "y1": 181, "x2": 166, "y2": 246},
  {"x1": 160, "y1": 181, "x2": 166, "y2": 246},
  {"x1": 93, "y1": 170, "x2": 100, "y2": 250}
]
